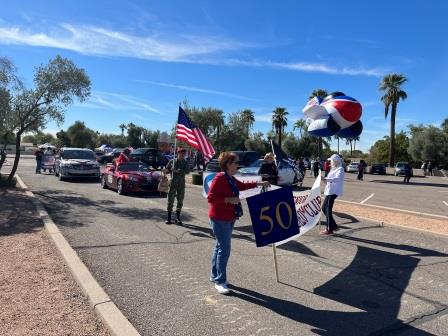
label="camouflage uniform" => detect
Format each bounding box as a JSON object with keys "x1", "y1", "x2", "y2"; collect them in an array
[{"x1": 166, "y1": 158, "x2": 190, "y2": 213}]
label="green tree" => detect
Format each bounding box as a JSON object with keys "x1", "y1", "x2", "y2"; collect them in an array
[
  {"x1": 441, "y1": 118, "x2": 448, "y2": 135},
  {"x1": 22, "y1": 131, "x2": 56, "y2": 145},
  {"x1": 272, "y1": 107, "x2": 288, "y2": 148},
  {"x1": 55, "y1": 130, "x2": 71, "y2": 148},
  {"x1": 244, "y1": 132, "x2": 270, "y2": 156},
  {"x1": 408, "y1": 126, "x2": 448, "y2": 168},
  {"x1": 368, "y1": 132, "x2": 411, "y2": 165},
  {"x1": 4, "y1": 55, "x2": 90, "y2": 182},
  {"x1": 379, "y1": 73, "x2": 408, "y2": 166},
  {"x1": 241, "y1": 109, "x2": 255, "y2": 138},
  {"x1": 293, "y1": 118, "x2": 307, "y2": 138},
  {"x1": 119, "y1": 123, "x2": 127, "y2": 137},
  {"x1": 66, "y1": 121, "x2": 96, "y2": 148},
  {"x1": 126, "y1": 123, "x2": 144, "y2": 148}
]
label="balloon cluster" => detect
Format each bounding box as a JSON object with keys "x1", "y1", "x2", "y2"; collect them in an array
[{"x1": 302, "y1": 92, "x2": 363, "y2": 138}]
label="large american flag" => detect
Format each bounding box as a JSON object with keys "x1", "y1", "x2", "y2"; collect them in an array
[{"x1": 176, "y1": 106, "x2": 216, "y2": 162}]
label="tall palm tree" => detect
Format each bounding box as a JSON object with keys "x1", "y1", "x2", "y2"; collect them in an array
[
  {"x1": 309, "y1": 89, "x2": 328, "y2": 157},
  {"x1": 272, "y1": 107, "x2": 288, "y2": 148},
  {"x1": 119, "y1": 123, "x2": 127, "y2": 137},
  {"x1": 293, "y1": 118, "x2": 306, "y2": 138},
  {"x1": 379, "y1": 73, "x2": 408, "y2": 166},
  {"x1": 209, "y1": 109, "x2": 224, "y2": 152},
  {"x1": 308, "y1": 89, "x2": 328, "y2": 100},
  {"x1": 346, "y1": 138, "x2": 354, "y2": 157},
  {"x1": 241, "y1": 109, "x2": 255, "y2": 138}
]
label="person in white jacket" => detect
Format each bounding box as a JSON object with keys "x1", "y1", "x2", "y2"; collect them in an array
[{"x1": 320, "y1": 154, "x2": 345, "y2": 235}]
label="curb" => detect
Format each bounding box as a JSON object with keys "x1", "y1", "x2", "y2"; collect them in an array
[
  {"x1": 337, "y1": 199, "x2": 448, "y2": 221},
  {"x1": 15, "y1": 174, "x2": 141, "y2": 336}
]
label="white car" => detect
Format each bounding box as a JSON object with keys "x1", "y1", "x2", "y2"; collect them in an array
[
  {"x1": 55, "y1": 148, "x2": 101, "y2": 181},
  {"x1": 237, "y1": 159, "x2": 299, "y2": 186},
  {"x1": 346, "y1": 162, "x2": 359, "y2": 173}
]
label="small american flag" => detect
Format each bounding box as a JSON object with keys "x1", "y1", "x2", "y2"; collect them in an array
[{"x1": 176, "y1": 106, "x2": 216, "y2": 162}]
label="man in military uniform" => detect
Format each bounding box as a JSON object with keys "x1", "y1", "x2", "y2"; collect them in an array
[{"x1": 165, "y1": 148, "x2": 190, "y2": 224}]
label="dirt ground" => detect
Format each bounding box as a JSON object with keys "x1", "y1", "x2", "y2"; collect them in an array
[
  {"x1": 0, "y1": 188, "x2": 109, "y2": 336},
  {"x1": 335, "y1": 202, "x2": 448, "y2": 235}
]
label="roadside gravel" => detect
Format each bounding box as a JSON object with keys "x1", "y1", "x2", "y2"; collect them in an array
[{"x1": 0, "y1": 187, "x2": 109, "y2": 336}]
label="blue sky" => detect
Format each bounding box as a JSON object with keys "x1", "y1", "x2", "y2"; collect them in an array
[{"x1": 0, "y1": 0, "x2": 447, "y2": 151}]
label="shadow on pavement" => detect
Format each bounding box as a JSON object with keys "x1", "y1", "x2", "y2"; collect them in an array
[
  {"x1": 370, "y1": 179, "x2": 448, "y2": 188},
  {"x1": 230, "y1": 234, "x2": 448, "y2": 335},
  {"x1": 0, "y1": 188, "x2": 43, "y2": 235}
]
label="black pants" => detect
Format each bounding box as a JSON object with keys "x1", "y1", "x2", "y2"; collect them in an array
[
  {"x1": 403, "y1": 174, "x2": 411, "y2": 183},
  {"x1": 323, "y1": 194, "x2": 338, "y2": 232},
  {"x1": 357, "y1": 170, "x2": 364, "y2": 180}
]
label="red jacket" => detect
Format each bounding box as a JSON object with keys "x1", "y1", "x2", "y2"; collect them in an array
[{"x1": 207, "y1": 172, "x2": 257, "y2": 221}]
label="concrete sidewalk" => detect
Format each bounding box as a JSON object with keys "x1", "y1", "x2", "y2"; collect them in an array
[{"x1": 0, "y1": 187, "x2": 109, "y2": 336}]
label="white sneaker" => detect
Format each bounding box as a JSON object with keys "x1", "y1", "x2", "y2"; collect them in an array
[{"x1": 215, "y1": 283, "x2": 231, "y2": 295}]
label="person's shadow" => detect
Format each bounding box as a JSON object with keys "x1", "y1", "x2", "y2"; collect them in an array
[{"x1": 229, "y1": 235, "x2": 448, "y2": 335}]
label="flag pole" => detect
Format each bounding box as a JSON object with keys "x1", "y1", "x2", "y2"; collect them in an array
[{"x1": 272, "y1": 244, "x2": 280, "y2": 283}]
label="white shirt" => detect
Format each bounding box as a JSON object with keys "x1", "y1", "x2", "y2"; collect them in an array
[{"x1": 324, "y1": 166, "x2": 344, "y2": 196}]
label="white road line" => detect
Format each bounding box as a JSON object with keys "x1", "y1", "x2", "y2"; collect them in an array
[
  {"x1": 443, "y1": 201, "x2": 448, "y2": 207},
  {"x1": 360, "y1": 193, "x2": 375, "y2": 204}
]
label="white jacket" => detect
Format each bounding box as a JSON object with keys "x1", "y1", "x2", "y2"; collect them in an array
[{"x1": 324, "y1": 166, "x2": 344, "y2": 196}]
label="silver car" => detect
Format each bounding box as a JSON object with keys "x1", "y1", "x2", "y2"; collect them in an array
[{"x1": 55, "y1": 148, "x2": 100, "y2": 181}]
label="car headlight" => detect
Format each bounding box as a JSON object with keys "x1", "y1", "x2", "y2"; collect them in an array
[{"x1": 128, "y1": 176, "x2": 139, "y2": 182}]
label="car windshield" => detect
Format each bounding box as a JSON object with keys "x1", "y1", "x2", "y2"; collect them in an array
[
  {"x1": 63, "y1": 150, "x2": 95, "y2": 160},
  {"x1": 396, "y1": 163, "x2": 406, "y2": 167},
  {"x1": 249, "y1": 159, "x2": 263, "y2": 168},
  {"x1": 117, "y1": 163, "x2": 150, "y2": 172}
]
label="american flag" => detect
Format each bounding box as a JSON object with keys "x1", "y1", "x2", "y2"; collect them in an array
[{"x1": 176, "y1": 106, "x2": 216, "y2": 162}]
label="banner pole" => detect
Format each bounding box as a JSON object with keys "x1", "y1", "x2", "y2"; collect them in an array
[{"x1": 272, "y1": 244, "x2": 280, "y2": 283}]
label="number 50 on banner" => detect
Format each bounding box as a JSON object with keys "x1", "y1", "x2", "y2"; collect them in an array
[{"x1": 247, "y1": 187, "x2": 299, "y2": 247}]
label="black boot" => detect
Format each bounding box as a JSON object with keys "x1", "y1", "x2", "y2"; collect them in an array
[
  {"x1": 165, "y1": 211, "x2": 173, "y2": 224},
  {"x1": 175, "y1": 210, "x2": 183, "y2": 225}
]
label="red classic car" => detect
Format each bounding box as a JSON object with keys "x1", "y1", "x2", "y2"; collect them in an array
[{"x1": 101, "y1": 162, "x2": 162, "y2": 195}]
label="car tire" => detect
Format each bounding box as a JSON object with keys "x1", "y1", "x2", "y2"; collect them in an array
[
  {"x1": 117, "y1": 179, "x2": 124, "y2": 195},
  {"x1": 58, "y1": 172, "x2": 65, "y2": 181},
  {"x1": 101, "y1": 175, "x2": 108, "y2": 189}
]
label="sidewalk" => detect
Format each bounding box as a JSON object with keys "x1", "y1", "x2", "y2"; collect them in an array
[{"x1": 0, "y1": 187, "x2": 109, "y2": 336}]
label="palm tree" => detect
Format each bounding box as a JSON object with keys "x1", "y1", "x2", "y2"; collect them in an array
[
  {"x1": 346, "y1": 138, "x2": 354, "y2": 157},
  {"x1": 241, "y1": 109, "x2": 255, "y2": 138},
  {"x1": 308, "y1": 89, "x2": 328, "y2": 100},
  {"x1": 379, "y1": 73, "x2": 408, "y2": 166},
  {"x1": 272, "y1": 107, "x2": 288, "y2": 148},
  {"x1": 309, "y1": 89, "x2": 328, "y2": 157},
  {"x1": 293, "y1": 118, "x2": 306, "y2": 138},
  {"x1": 119, "y1": 123, "x2": 127, "y2": 137},
  {"x1": 209, "y1": 109, "x2": 224, "y2": 152},
  {"x1": 334, "y1": 135, "x2": 340, "y2": 154}
]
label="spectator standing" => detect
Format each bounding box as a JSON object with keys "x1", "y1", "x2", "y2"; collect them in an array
[
  {"x1": 357, "y1": 160, "x2": 366, "y2": 181},
  {"x1": 321, "y1": 154, "x2": 345, "y2": 235},
  {"x1": 165, "y1": 148, "x2": 190, "y2": 225},
  {"x1": 428, "y1": 161, "x2": 434, "y2": 176},
  {"x1": 195, "y1": 151, "x2": 205, "y2": 171},
  {"x1": 115, "y1": 148, "x2": 132, "y2": 166},
  {"x1": 259, "y1": 153, "x2": 279, "y2": 185},
  {"x1": 323, "y1": 159, "x2": 331, "y2": 177},
  {"x1": 403, "y1": 163, "x2": 412, "y2": 183},
  {"x1": 34, "y1": 148, "x2": 43, "y2": 174},
  {"x1": 421, "y1": 161, "x2": 428, "y2": 175},
  {"x1": 312, "y1": 159, "x2": 321, "y2": 178},
  {"x1": 207, "y1": 152, "x2": 269, "y2": 294}
]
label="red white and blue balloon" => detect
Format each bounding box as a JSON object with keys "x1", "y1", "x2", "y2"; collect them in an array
[{"x1": 302, "y1": 92, "x2": 363, "y2": 138}]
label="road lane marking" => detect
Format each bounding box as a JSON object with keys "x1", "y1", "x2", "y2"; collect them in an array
[
  {"x1": 360, "y1": 193, "x2": 375, "y2": 204},
  {"x1": 443, "y1": 201, "x2": 448, "y2": 207}
]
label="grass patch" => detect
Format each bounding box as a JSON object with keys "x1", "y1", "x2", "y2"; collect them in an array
[{"x1": 0, "y1": 174, "x2": 17, "y2": 187}]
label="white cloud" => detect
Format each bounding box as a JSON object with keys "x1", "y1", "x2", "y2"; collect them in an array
[
  {"x1": 77, "y1": 90, "x2": 161, "y2": 114},
  {"x1": 255, "y1": 113, "x2": 273, "y2": 123},
  {"x1": 0, "y1": 23, "x2": 386, "y2": 77},
  {"x1": 136, "y1": 80, "x2": 256, "y2": 101}
]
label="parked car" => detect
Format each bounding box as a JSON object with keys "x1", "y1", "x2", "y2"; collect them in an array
[
  {"x1": 97, "y1": 148, "x2": 124, "y2": 164},
  {"x1": 101, "y1": 162, "x2": 162, "y2": 195},
  {"x1": 395, "y1": 162, "x2": 413, "y2": 176},
  {"x1": 129, "y1": 148, "x2": 168, "y2": 169},
  {"x1": 369, "y1": 163, "x2": 386, "y2": 175},
  {"x1": 237, "y1": 159, "x2": 298, "y2": 186},
  {"x1": 205, "y1": 151, "x2": 260, "y2": 173},
  {"x1": 346, "y1": 162, "x2": 359, "y2": 173},
  {"x1": 55, "y1": 148, "x2": 100, "y2": 181}
]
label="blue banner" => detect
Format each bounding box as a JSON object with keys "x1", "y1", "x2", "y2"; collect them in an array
[{"x1": 247, "y1": 187, "x2": 299, "y2": 247}]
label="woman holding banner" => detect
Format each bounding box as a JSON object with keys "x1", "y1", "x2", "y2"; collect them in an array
[
  {"x1": 208, "y1": 152, "x2": 269, "y2": 295},
  {"x1": 321, "y1": 154, "x2": 345, "y2": 235}
]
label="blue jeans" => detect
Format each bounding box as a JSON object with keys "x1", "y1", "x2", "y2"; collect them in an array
[{"x1": 210, "y1": 218, "x2": 235, "y2": 285}]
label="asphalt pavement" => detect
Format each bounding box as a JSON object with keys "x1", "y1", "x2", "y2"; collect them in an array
[{"x1": 12, "y1": 159, "x2": 448, "y2": 335}]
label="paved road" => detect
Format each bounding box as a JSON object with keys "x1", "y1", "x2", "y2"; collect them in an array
[
  {"x1": 11, "y1": 160, "x2": 448, "y2": 335},
  {"x1": 300, "y1": 171, "x2": 448, "y2": 217}
]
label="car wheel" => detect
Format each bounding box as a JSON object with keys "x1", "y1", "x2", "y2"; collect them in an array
[
  {"x1": 101, "y1": 175, "x2": 108, "y2": 189},
  {"x1": 117, "y1": 179, "x2": 124, "y2": 195},
  {"x1": 58, "y1": 172, "x2": 65, "y2": 181}
]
